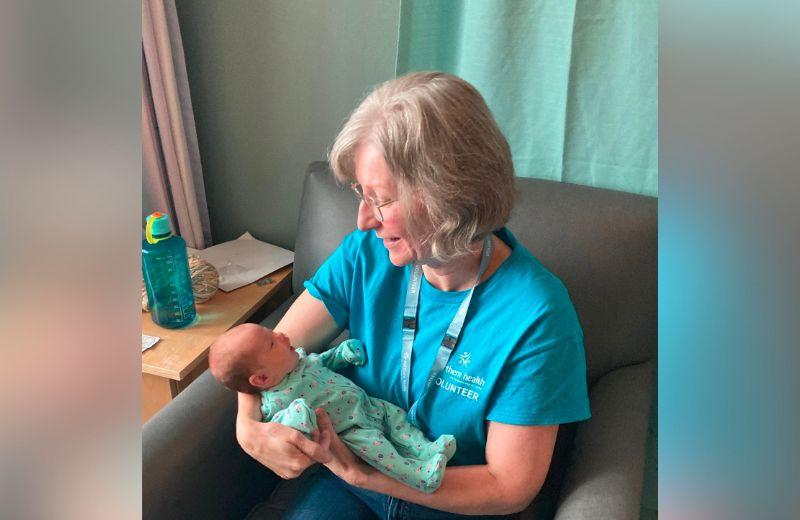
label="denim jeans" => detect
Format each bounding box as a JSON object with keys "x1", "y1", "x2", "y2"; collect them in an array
[{"x1": 253, "y1": 466, "x2": 519, "y2": 520}]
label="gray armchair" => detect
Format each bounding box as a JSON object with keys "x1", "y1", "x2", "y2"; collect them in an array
[{"x1": 143, "y1": 162, "x2": 656, "y2": 519}]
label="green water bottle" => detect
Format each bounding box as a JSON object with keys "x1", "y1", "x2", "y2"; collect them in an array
[{"x1": 142, "y1": 212, "x2": 196, "y2": 328}]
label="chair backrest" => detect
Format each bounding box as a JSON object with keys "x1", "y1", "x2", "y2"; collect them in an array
[
  {"x1": 293, "y1": 162, "x2": 359, "y2": 294},
  {"x1": 293, "y1": 162, "x2": 657, "y2": 384}
]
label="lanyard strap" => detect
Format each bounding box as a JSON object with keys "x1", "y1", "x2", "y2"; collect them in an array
[{"x1": 401, "y1": 234, "x2": 494, "y2": 427}]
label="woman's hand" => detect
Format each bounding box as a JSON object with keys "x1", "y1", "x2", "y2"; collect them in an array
[
  {"x1": 236, "y1": 394, "x2": 330, "y2": 479},
  {"x1": 312, "y1": 408, "x2": 377, "y2": 487}
]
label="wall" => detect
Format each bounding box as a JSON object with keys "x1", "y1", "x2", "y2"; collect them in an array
[{"x1": 175, "y1": 0, "x2": 401, "y2": 249}]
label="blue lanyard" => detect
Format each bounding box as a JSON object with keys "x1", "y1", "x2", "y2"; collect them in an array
[{"x1": 401, "y1": 234, "x2": 494, "y2": 428}]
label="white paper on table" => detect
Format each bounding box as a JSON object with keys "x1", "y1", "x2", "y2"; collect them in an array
[
  {"x1": 187, "y1": 232, "x2": 294, "y2": 292},
  {"x1": 142, "y1": 334, "x2": 160, "y2": 352}
]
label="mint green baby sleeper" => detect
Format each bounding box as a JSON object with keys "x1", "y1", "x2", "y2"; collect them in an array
[{"x1": 260, "y1": 339, "x2": 456, "y2": 493}]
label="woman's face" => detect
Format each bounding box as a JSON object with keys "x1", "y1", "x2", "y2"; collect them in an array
[{"x1": 353, "y1": 142, "x2": 426, "y2": 266}]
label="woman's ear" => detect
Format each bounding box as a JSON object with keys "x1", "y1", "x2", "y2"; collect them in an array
[{"x1": 249, "y1": 373, "x2": 272, "y2": 389}]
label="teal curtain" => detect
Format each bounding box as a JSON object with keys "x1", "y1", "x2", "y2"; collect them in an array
[{"x1": 396, "y1": 0, "x2": 657, "y2": 196}]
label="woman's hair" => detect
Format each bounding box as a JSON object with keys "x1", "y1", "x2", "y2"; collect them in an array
[{"x1": 328, "y1": 71, "x2": 516, "y2": 263}]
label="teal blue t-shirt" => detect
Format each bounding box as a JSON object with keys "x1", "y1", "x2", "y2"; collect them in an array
[{"x1": 305, "y1": 227, "x2": 590, "y2": 466}]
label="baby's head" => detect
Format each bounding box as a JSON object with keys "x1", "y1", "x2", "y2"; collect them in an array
[{"x1": 209, "y1": 323, "x2": 298, "y2": 394}]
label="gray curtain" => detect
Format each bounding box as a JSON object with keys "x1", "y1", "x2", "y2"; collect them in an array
[{"x1": 142, "y1": 0, "x2": 212, "y2": 248}]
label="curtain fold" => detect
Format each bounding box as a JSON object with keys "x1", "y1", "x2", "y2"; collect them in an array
[
  {"x1": 142, "y1": 0, "x2": 212, "y2": 248},
  {"x1": 396, "y1": 0, "x2": 657, "y2": 197}
]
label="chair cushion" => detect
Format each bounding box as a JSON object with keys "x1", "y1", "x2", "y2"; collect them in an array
[{"x1": 292, "y1": 163, "x2": 358, "y2": 295}]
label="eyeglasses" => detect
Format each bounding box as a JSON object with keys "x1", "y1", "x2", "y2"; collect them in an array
[{"x1": 351, "y1": 182, "x2": 396, "y2": 222}]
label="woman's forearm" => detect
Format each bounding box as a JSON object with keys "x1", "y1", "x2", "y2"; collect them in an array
[
  {"x1": 236, "y1": 392, "x2": 262, "y2": 446},
  {"x1": 237, "y1": 392, "x2": 261, "y2": 420},
  {"x1": 361, "y1": 463, "x2": 528, "y2": 515},
  {"x1": 274, "y1": 290, "x2": 342, "y2": 352}
]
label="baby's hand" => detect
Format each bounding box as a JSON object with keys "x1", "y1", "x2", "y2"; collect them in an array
[{"x1": 343, "y1": 339, "x2": 367, "y2": 366}]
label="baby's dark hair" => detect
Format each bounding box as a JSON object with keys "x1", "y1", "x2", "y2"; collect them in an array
[{"x1": 208, "y1": 328, "x2": 261, "y2": 394}]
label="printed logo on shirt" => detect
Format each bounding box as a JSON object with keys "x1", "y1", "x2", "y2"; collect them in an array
[
  {"x1": 457, "y1": 351, "x2": 472, "y2": 366},
  {"x1": 435, "y1": 363, "x2": 486, "y2": 402}
]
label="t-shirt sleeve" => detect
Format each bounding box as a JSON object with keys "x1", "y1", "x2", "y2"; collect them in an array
[
  {"x1": 303, "y1": 230, "x2": 363, "y2": 329},
  {"x1": 486, "y1": 293, "x2": 591, "y2": 426}
]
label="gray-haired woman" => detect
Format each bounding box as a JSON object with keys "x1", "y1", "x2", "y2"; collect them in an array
[{"x1": 237, "y1": 72, "x2": 590, "y2": 518}]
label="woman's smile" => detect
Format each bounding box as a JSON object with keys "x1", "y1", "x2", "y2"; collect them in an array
[{"x1": 380, "y1": 236, "x2": 401, "y2": 248}]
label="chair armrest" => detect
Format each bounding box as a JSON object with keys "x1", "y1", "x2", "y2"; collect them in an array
[
  {"x1": 143, "y1": 370, "x2": 277, "y2": 520},
  {"x1": 554, "y1": 360, "x2": 655, "y2": 520}
]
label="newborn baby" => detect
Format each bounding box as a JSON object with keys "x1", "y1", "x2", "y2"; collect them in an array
[{"x1": 208, "y1": 323, "x2": 456, "y2": 493}]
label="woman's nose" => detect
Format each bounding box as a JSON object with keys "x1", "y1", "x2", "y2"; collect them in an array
[{"x1": 356, "y1": 201, "x2": 380, "y2": 231}]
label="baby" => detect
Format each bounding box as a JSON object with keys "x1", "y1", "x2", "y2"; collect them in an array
[{"x1": 208, "y1": 323, "x2": 456, "y2": 493}]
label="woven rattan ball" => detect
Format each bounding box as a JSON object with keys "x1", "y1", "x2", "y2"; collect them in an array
[
  {"x1": 141, "y1": 281, "x2": 149, "y2": 312},
  {"x1": 188, "y1": 255, "x2": 219, "y2": 303}
]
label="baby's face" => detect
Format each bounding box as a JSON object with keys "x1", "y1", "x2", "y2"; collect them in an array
[
  {"x1": 265, "y1": 330, "x2": 293, "y2": 357},
  {"x1": 252, "y1": 328, "x2": 298, "y2": 388}
]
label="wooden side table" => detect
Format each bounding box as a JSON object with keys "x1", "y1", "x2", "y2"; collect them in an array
[{"x1": 142, "y1": 264, "x2": 293, "y2": 423}]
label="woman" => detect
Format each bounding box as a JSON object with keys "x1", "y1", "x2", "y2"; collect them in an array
[{"x1": 237, "y1": 72, "x2": 590, "y2": 518}]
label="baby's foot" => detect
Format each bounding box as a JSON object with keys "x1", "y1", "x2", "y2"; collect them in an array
[
  {"x1": 432, "y1": 434, "x2": 457, "y2": 460},
  {"x1": 422, "y1": 453, "x2": 447, "y2": 492}
]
